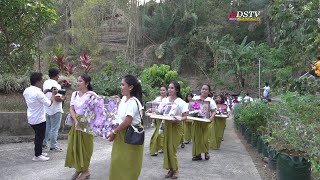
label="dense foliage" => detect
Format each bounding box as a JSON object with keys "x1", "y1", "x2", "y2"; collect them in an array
[
  {"x1": 234, "y1": 94, "x2": 320, "y2": 174},
  {"x1": 0, "y1": 0, "x2": 57, "y2": 74}
]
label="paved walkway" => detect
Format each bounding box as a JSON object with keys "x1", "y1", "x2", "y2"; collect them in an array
[{"x1": 0, "y1": 117, "x2": 261, "y2": 180}]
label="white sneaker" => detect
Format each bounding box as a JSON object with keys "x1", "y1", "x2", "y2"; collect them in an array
[
  {"x1": 42, "y1": 153, "x2": 48, "y2": 157},
  {"x1": 32, "y1": 155, "x2": 50, "y2": 161}
]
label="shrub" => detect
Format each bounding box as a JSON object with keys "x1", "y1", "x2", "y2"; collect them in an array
[
  {"x1": 0, "y1": 74, "x2": 29, "y2": 94},
  {"x1": 237, "y1": 100, "x2": 274, "y2": 135},
  {"x1": 140, "y1": 64, "x2": 178, "y2": 88},
  {"x1": 91, "y1": 56, "x2": 142, "y2": 96},
  {"x1": 268, "y1": 92, "x2": 320, "y2": 174}
]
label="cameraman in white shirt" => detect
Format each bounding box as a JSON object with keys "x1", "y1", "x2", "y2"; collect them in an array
[
  {"x1": 42, "y1": 68, "x2": 66, "y2": 152},
  {"x1": 23, "y1": 72, "x2": 58, "y2": 161}
]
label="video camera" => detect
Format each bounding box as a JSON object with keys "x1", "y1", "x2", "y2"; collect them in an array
[{"x1": 48, "y1": 87, "x2": 67, "y2": 95}]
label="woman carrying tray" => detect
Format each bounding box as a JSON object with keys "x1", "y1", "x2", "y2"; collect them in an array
[
  {"x1": 162, "y1": 81, "x2": 188, "y2": 179},
  {"x1": 191, "y1": 85, "x2": 217, "y2": 161},
  {"x1": 150, "y1": 85, "x2": 167, "y2": 156},
  {"x1": 209, "y1": 94, "x2": 228, "y2": 150}
]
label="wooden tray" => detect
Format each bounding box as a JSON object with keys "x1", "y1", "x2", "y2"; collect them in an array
[
  {"x1": 186, "y1": 116, "x2": 211, "y2": 122},
  {"x1": 150, "y1": 114, "x2": 182, "y2": 121},
  {"x1": 215, "y1": 114, "x2": 229, "y2": 118}
]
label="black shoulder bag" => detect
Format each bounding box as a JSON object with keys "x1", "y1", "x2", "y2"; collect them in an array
[{"x1": 124, "y1": 99, "x2": 145, "y2": 145}]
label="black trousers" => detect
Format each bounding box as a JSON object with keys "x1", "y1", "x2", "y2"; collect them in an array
[
  {"x1": 30, "y1": 121, "x2": 46, "y2": 156},
  {"x1": 309, "y1": 70, "x2": 319, "y2": 77}
]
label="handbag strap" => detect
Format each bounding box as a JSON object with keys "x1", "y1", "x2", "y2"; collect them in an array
[{"x1": 133, "y1": 98, "x2": 144, "y2": 126}]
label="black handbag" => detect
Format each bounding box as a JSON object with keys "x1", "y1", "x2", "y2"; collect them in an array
[{"x1": 124, "y1": 99, "x2": 145, "y2": 145}]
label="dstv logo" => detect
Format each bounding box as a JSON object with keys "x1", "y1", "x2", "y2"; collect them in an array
[{"x1": 228, "y1": 11, "x2": 262, "y2": 22}]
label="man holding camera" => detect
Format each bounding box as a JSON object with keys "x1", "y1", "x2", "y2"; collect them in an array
[
  {"x1": 42, "y1": 68, "x2": 66, "y2": 152},
  {"x1": 309, "y1": 56, "x2": 320, "y2": 78},
  {"x1": 23, "y1": 72, "x2": 58, "y2": 161}
]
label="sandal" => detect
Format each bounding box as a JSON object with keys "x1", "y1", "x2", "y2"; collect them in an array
[
  {"x1": 76, "y1": 174, "x2": 90, "y2": 180},
  {"x1": 180, "y1": 143, "x2": 185, "y2": 148},
  {"x1": 192, "y1": 155, "x2": 202, "y2": 161},
  {"x1": 151, "y1": 153, "x2": 158, "y2": 156},
  {"x1": 71, "y1": 171, "x2": 81, "y2": 180},
  {"x1": 171, "y1": 170, "x2": 179, "y2": 179},
  {"x1": 165, "y1": 169, "x2": 173, "y2": 178},
  {"x1": 205, "y1": 152, "x2": 210, "y2": 160}
]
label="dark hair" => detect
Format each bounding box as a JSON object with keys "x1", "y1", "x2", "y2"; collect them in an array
[
  {"x1": 202, "y1": 84, "x2": 211, "y2": 92},
  {"x1": 170, "y1": 81, "x2": 183, "y2": 99},
  {"x1": 185, "y1": 93, "x2": 193, "y2": 103},
  {"x1": 201, "y1": 84, "x2": 212, "y2": 97},
  {"x1": 246, "y1": 93, "x2": 249, "y2": 96},
  {"x1": 30, "y1": 72, "x2": 43, "y2": 86},
  {"x1": 317, "y1": 56, "x2": 320, "y2": 60},
  {"x1": 124, "y1": 74, "x2": 143, "y2": 104},
  {"x1": 215, "y1": 94, "x2": 226, "y2": 104},
  {"x1": 265, "y1": 82, "x2": 269, "y2": 86},
  {"x1": 48, "y1": 68, "x2": 60, "y2": 78},
  {"x1": 80, "y1": 74, "x2": 93, "y2": 91},
  {"x1": 160, "y1": 84, "x2": 168, "y2": 90}
]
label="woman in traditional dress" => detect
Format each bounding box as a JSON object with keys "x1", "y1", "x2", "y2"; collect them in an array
[
  {"x1": 150, "y1": 85, "x2": 167, "y2": 156},
  {"x1": 191, "y1": 85, "x2": 217, "y2": 161},
  {"x1": 65, "y1": 74, "x2": 96, "y2": 180},
  {"x1": 209, "y1": 94, "x2": 228, "y2": 150},
  {"x1": 162, "y1": 81, "x2": 188, "y2": 179},
  {"x1": 107, "y1": 75, "x2": 144, "y2": 180},
  {"x1": 184, "y1": 93, "x2": 194, "y2": 144}
]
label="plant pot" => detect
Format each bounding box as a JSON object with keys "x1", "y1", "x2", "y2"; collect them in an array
[
  {"x1": 277, "y1": 153, "x2": 311, "y2": 180},
  {"x1": 251, "y1": 133, "x2": 258, "y2": 147},
  {"x1": 257, "y1": 136, "x2": 263, "y2": 153},
  {"x1": 262, "y1": 141, "x2": 269, "y2": 158},
  {"x1": 245, "y1": 129, "x2": 252, "y2": 144},
  {"x1": 268, "y1": 148, "x2": 279, "y2": 170},
  {"x1": 241, "y1": 124, "x2": 246, "y2": 136}
]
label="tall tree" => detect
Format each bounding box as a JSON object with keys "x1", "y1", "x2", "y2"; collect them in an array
[{"x1": 0, "y1": 0, "x2": 57, "y2": 74}]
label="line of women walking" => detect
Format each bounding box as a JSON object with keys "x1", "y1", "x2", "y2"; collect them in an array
[
  {"x1": 64, "y1": 73, "x2": 227, "y2": 180},
  {"x1": 149, "y1": 84, "x2": 229, "y2": 179}
]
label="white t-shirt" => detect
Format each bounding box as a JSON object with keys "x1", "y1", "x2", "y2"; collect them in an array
[
  {"x1": 43, "y1": 79, "x2": 63, "y2": 115},
  {"x1": 117, "y1": 96, "x2": 143, "y2": 125},
  {"x1": 243, "y1": 96, "x2": 253, "y2": 103},
  {"x1": 263, "y1": 86, "x2": 271, "y2": 98},
  {"x1": 162, "y1": 97, "x2": 188, "y2": 116},
  {"x1": 23, "y1": 86, "x2": 52, "y2": 125},
  {"x1": 154, "y1": 96, "x2": 167, "y2": 102},
  {"x1": 193, "y1": 95, "x2": 217, "y2": 110}
]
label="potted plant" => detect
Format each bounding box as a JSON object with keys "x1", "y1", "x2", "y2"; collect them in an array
[{"x1": 268, "y1": 93, "x2": 319, "y2": 179}]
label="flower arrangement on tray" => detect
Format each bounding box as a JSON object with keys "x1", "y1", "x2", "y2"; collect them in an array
[
  {"x1": 79, "y1": 95, "x2": 119, "y2": 138},
  {"x1": 188, "y1": 100, "x2": 210, "y2": 119},
  {"x1": 216, "y1": 107, "x2": 228, "y2": 115}
]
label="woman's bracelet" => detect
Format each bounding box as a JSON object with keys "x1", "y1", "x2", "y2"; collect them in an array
[{"x1": 112, "y1": 130, "x2": 117, "y2": 135}]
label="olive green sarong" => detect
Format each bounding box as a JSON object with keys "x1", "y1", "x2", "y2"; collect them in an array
[
  {"x1": 65, "y1": 122, "x2": 94, "y2": 171},
  {"x1": 163, "y1": 121, "x2": 183, "y2": 171},
  {"x1": 109, "y1": 131, "x2": 144, "y2": 180},
  {"x1": 192, "y1": 121, "x2": 210, "y2": 156},
  {"x1": 209, "y1": 117, "x2": 227, "y2": 149},
  {"x1": 150, "y1": 119, "x2": 164, "y2": 155},
  {"x1": 184, "y1": 121, "x2": 193, "y2": 142}
]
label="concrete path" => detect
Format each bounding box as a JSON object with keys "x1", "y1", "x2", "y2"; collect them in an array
[{"x1": 0, "y1": 117, "x2": 261, "y2": 180}]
